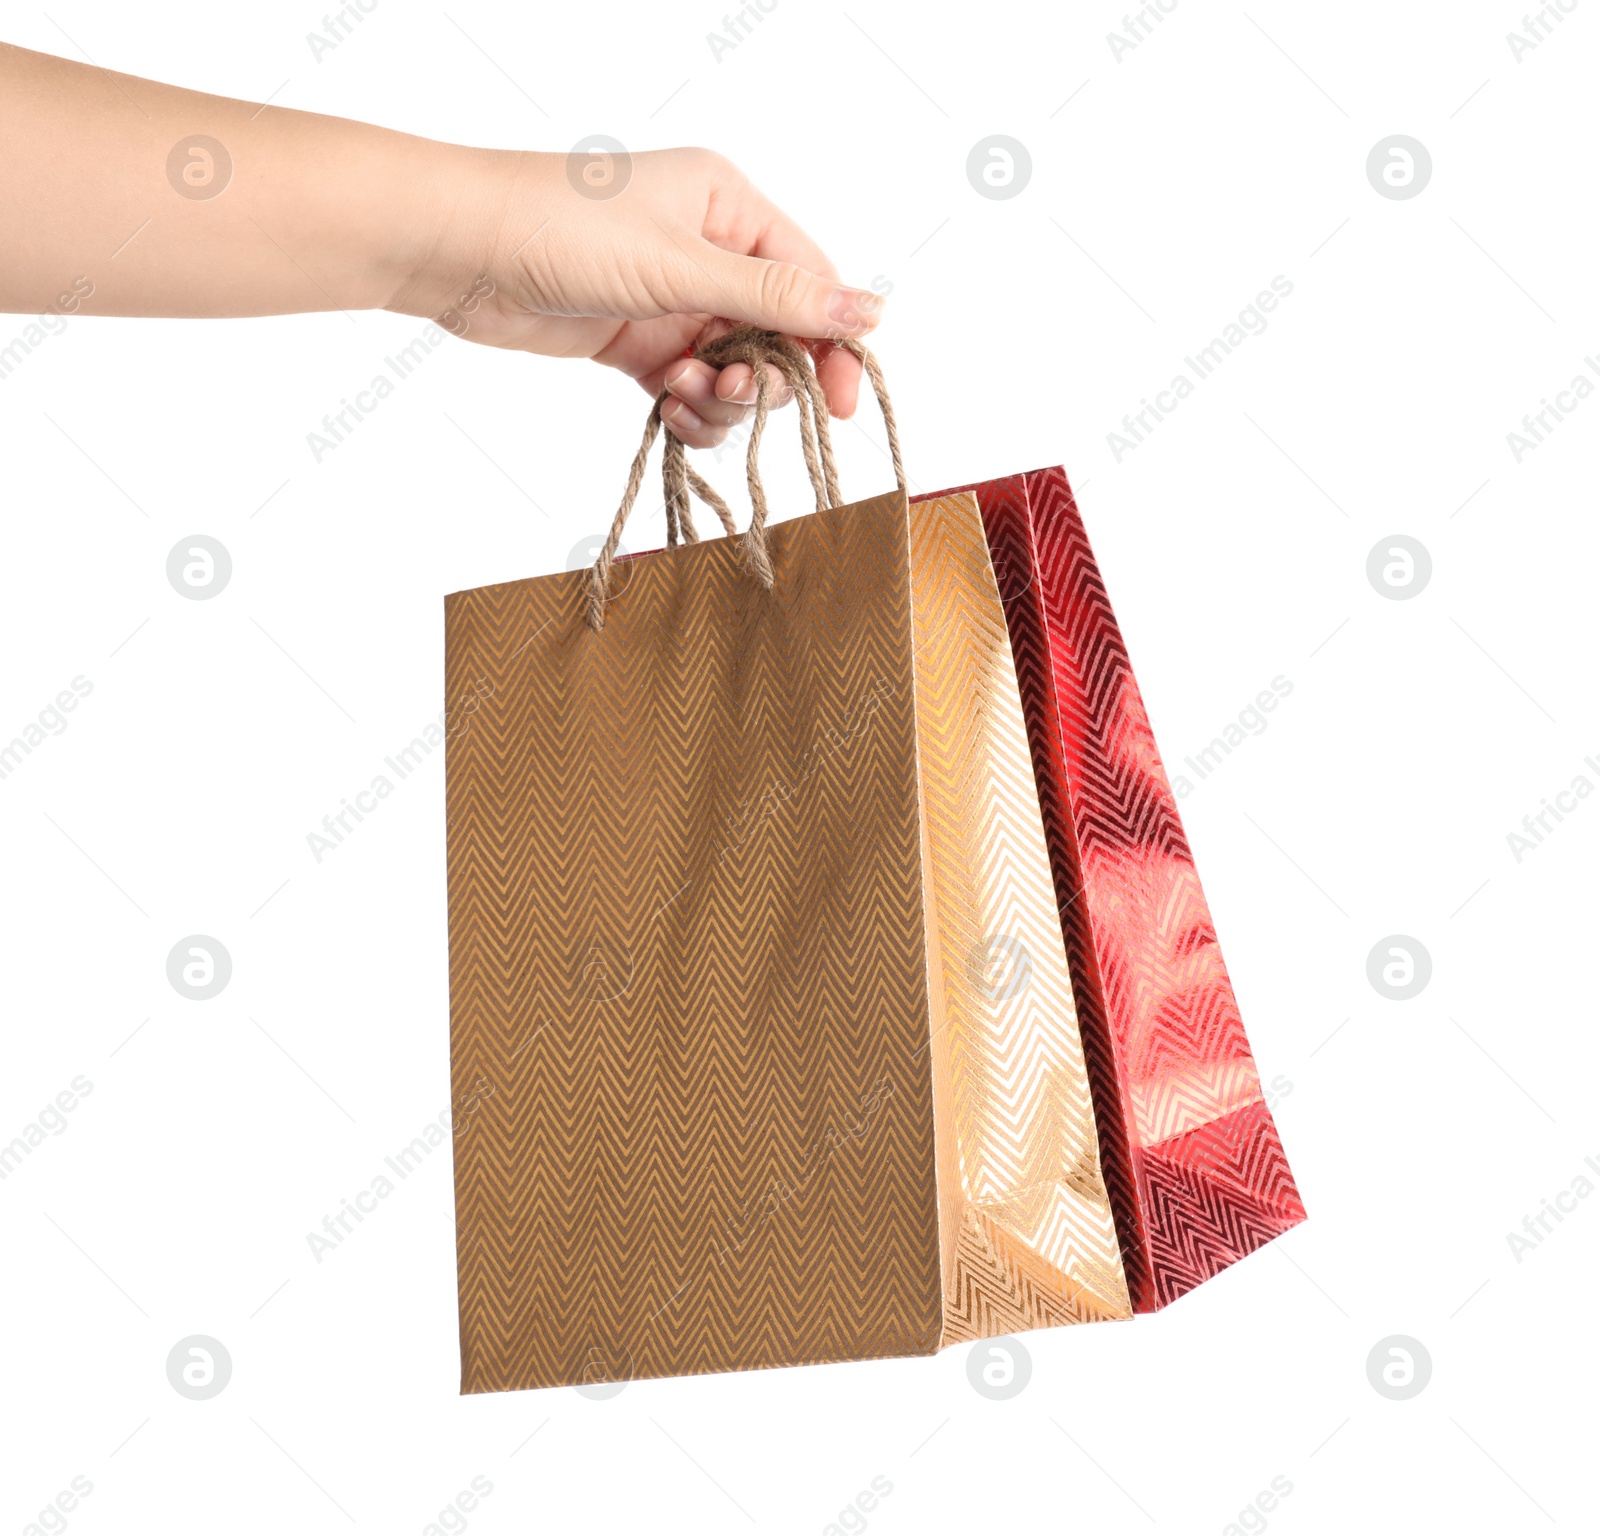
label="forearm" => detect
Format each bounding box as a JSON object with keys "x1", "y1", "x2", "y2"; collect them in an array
[
  {"x1": 0, "y1": 42, "x2": 511, "y2": 321},
  {"x1": 1, "y1": 42, "x2": 879, "y2": 433}
]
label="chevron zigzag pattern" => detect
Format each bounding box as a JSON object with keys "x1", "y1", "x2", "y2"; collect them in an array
[
  {"x1": 908, "y1": 494, "x2": 1128, "y2": 1343},
  {"x1": 917, "y1": 469, "x2": 1306, "y2": 1311},
  {"x1": 445, "y1": 486, "x2": 1127, "y2": 1392}
]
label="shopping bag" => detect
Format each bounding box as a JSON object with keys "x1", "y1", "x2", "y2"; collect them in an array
[
  {"x1": 443, "y1": 333, "x2": 1129, "y2": 1392},
  {"x1": 916, "y1": 469, "x2": 1306, "y2": 1310}
]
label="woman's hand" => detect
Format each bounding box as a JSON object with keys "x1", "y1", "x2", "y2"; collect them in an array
[
  {"x1": 0, "y1": 43, "x2": 883, "y2": 452},
  {"x1": 387, "y1": 146, "x2": 883, "y2": 450}
]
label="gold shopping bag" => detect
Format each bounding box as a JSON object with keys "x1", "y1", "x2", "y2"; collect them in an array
[{"x1": 444, "y1": 331, "x2": 1129, "y2": 1391}]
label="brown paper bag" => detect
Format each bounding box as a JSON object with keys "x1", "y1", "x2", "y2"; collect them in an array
[{"x1": 444, "y1": 331, "x2": 1128, "y2": 1391}]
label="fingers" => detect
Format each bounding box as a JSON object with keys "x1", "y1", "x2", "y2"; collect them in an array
[
  {"x1": 669, "y1": 239, "x2": 884, "y2": 352},
  {"x1": 653, "y1": 239, "x2": 880, "y2": 435},
  {"x1": 601, "y1": 156, "x2": 884, "y2": 432},
  {"x1": 695, "y1": 168, "x2": 879, "y2": 419},
  {"x1": 711, "y1": 363, "x2": 759, "y2": 409},
  {"x1": 812, "y1": 342, "x2": 863, "y2": 420},
  {"x1": 700, "y1": 170, "x2": 876, "y2": 419},
  {"x1": 660, "y1": 357, "x2": 793, "y2": 447}
]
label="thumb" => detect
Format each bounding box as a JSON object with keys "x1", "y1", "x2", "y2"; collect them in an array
[{"x1": 669, "y1": 240, "x2": 884, "y2": 342}]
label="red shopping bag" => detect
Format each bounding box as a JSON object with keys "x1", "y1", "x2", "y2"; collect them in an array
[{"x1": 916, "y1": 468, "x2": 1305, "y2": 1310}]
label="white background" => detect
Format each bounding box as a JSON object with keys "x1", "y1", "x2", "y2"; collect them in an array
[{"x1": 2, "y1": 2, "x2": 1596, "y2": 1532}]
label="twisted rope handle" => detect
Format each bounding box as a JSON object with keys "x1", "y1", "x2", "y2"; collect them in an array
[
  {"x1": 662, "y1": 433, "x2": 738, "y2": 546},
  {"x1": 586, "y1": 327, "x2": 904, "y2": 631}
]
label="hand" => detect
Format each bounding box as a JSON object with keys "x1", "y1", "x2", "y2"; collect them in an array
[
  {"x1": 388, "y1": 147, "x2": 885, "y2": 450},
  {"x1": 0, "y1": 45, "x2": 884, "y2": 452}
]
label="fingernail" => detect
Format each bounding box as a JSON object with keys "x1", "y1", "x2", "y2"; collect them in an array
[
  {"x1": 664, "y1": 398, "x2": 704, "y2": 432},
  {"x1": 665, "y1": 359, "x2": 696, "y2": 390},
  {"x1": 724, "y1": 375, "x2": 758, "y2": 405},
  {"x1": 827, "y1": 287, "x2": 882, "y2": 335}
]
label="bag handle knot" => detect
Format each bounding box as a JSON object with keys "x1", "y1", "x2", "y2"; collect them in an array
[{"x1": 587, "y1": 327, "x2": 903, "y2": 632}]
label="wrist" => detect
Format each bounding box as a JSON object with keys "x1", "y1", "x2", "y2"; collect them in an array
[{"x1": 378, "y1": 139, "x2": 530, "y2": 324}]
